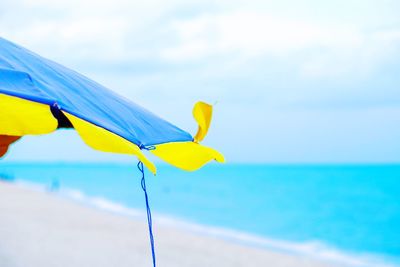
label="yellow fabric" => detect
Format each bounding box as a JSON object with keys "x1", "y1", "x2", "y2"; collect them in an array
[
  {"x1": 64, "y1": 112, "x2": 156, "y2": 174},
  {"x1": 151, "y1": 101, "x2": 224, "y2": 171},
  {"x1": 0, "y1": 93, "x2": 57, "y2": 136},
  {"x1": 151, "y1": 141, "x2": 225, "y2": 171},
  {"x1": 193, "y1": 101, "x2": 212, "y2": 143},
  {"x1": 0, "y1": 93, "x2": 223, "y2": 173}
]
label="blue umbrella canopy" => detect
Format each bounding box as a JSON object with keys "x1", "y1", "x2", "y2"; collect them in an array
[{"x1": 0, "y1": 37, "x2": 224, "y2": 173}]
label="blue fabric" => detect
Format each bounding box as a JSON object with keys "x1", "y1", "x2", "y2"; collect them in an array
[{"x1": 0, "y1": 37, "x2": 193, "y2": 147}]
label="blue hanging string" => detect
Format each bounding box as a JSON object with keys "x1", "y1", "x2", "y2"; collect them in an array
[{"x1": 137, "y1": 161, "x2": 156, "y2": 267}]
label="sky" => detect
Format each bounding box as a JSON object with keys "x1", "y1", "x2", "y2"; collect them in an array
[{"x1": 1, "y1": 0, "x2": 400, "y2": 163}]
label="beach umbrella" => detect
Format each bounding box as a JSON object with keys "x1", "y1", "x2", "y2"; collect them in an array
[{"x1": 0, "y1": 37, "x2": 224, "y2": 266}]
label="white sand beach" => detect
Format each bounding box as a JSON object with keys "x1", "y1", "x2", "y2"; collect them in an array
[{"x1": 0, "y1": 181, "x2": 338, "y2": 267}]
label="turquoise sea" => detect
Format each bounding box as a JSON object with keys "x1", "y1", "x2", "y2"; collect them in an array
[{"x1": 0, "y1": 163, "x2": 399, "y2": 266}]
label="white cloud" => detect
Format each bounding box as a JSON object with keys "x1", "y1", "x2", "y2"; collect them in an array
[
  {"x1": 1, "y1": 8, "x2": 134, "y2": 63},
  {"x1": 158, "y1": 10, "x2": 400, "y2": 82},
  {"x1": 161, "y1": 11, "x2": 364, "y2": 60},
  {"x1": 0, "y1": 0, "x2": 195, "y2": 63},
  {"x1": 299, "y1": 29, "x2": 400, "y2": 79},
  {"x1": 1, "y1": 1, "x2": 400, "y2": 94},
  {"x1": 2, "y1": 0, "x2": 400, "y2": 81}
]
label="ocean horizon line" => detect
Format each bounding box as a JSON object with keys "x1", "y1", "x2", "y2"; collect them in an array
[{"x1": 2, "y1": 161, "x2": 400, "y2": 167}]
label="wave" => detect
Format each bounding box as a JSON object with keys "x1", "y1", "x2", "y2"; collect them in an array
[{"x1": 15, "y1": 180, "x2": 399, "y2": 267}]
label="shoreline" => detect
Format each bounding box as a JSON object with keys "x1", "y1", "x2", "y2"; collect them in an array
[
  {"x1": 56, "y1": 186, "x2": 393, "y2": 267},
  {"x1": 0, "y1": 180, "x2": 395, "y2": 267}
]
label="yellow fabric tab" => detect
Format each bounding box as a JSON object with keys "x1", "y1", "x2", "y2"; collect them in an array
[
  {"x1": 0, "y1": 93, "x2": 58, "y2": 136},
  {"x1": 151, "y1": 141, "x2": 225, "y2": 171},
  {"x1": 193, "y1": 101, "x2": 212, "y2": 143},
  {"x1": 63, "y1": 112, "x2": 156, "y2": 174}
]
